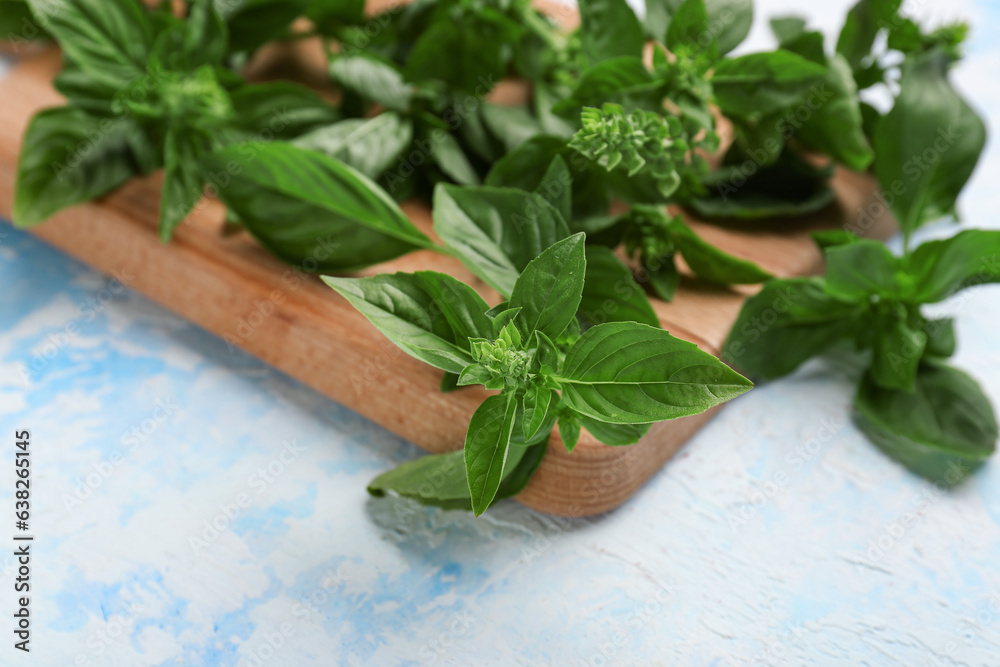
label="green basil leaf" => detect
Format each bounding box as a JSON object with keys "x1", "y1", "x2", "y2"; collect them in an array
[
  {"x1": 795, "y1": 54, "x2": 875, "y2": 171},
  {"x1": 823, "y1": 238, "x2": 900, "y2": 300},
  {"x1": 220, "y1": 0, "x2": 310, "y2": 54},
  {"x1": 28, "y1": 0, "x2": 152, "y2": 88},
  {"x1": 230, "y1": 82, "x2": 339, "y2": 140},
  {"x1": 901, "y1": 229, "x2": 1000, "y2": 303},
  {"x1": 924, "y1": 318, "x2": 956, "y2": 359},
  {"x1": 481, "y1": 103, "x2": 544, "y2": 153},
  {"x1": 869, "y1": 303, "x2": 926, "y2": 392},
  {"x1": 558, "y1": 57, "x2": 657, "y2": 113},
  {"x1": 704, "y1": 0, "x2": 752, "y2": 55},
  {"x1": 673, "y1": 221, "x2": 772, "y2": 285},
  {"x1": 13, "y1": 107, "x2": 141, "y2": 226},
  {"x1": 712, "y1": 50, "x2": 828, "y2": 121},
  {"x1": 431, "y1": 131, "x2": 481, "y2": 187},
  {"x1": 836, "y1": 0, "x2": 901, "y2": 75},
  {"x1": 175, "y1": 0, "x2": 227, "y2": 68},
  {"x1": 404, "y1": 18, "x2": 507, "y2": 93},
  {"x1": 494, "y1": 441, "x2": 546, "y2": 498},
  {"x1": 667, "y1": 0, "x2": 714, "y2": 59},
  {"x1": 323, "y1": 271, "x2": 491, "y2": 374},
  {"x1": 292, "y1": 113, "x2": 413, "y2": 180},
  {"x1": 577, "y1": 0, "x2": 645, "y2": 63},
  {"x1": 1, "y1": 0, "x2": 46, "y2": 40},
  {"x1": 643, "y1": 0, "x2": 681, "y2": 43},
  {"x1": 693, "y1": 148, "x2": 835, "y2": 219},
  {"x1": 522, "y1": 384, "x2": 554, "y2": 441},
  {"x1": 203, "y1": 142, "x2": 432, "y2": 271},
  {"x1": 510, "y1": 233, "x2": 587, "y2": 340},
  {"x1": 854, "y1": 361, "x2": 997, "y2": 482},
  {"x1": 578, "y1": 415, "x2": 651, "y2": 446},
  {"x1": 579, "y1": 246, "x2": 660, "y2": 328},
  {"x1": 533, "y1": 156, "x2": 573, "y2": 225},
  {"x1": 329, "y1": 54, "x2": 413, "y2": 111},
  {"x1": 646, "y1": 258, "x2": 681, "y2": 302},
  {"x1": 465, "y1": 392, "x2": 518, "y2": 516},
  {"x1": 433, "y1": 184, "x2": 571, "y2": 297},
  {"x1": 873, "y1": 48, "x2": 986, "y2": 235},
  {"x1": 723, "y1": 278, "x2": 868, "y2": 379},
  {"x1": 308, "y1": 0, "x2": 365, "y2": 25},
  {"x1": 159, "y1": 128, "x2": 205, "y2": 241},
  {"x1": 558, "y1": 321, "x2": 753, "y2": 423},
  {"x1": 558, "y1": 414, "x2": 582, "y2": 452}
]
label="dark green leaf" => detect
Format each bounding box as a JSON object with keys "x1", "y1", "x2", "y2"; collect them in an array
[
  {"x1": 203, "y1": 142, "x2": 432, "y2": 271},
  {"x1": 465, "y1": 392, "x2": 519, "y2": 515},
  {"x1": 901, "y1": 229, "x2": 1000, "y2": 303},
  {"x1": 647, "y1": 259, "x2": 680, "y2": 302},
  {"x1": 481, "y1": 103, "x2": 544, "y2": 153},
  {"x1": 869, "y1": 303, "x2": 926, "y2": 392},
  {"x1": 836, "y1": 0, "x2": 901, "y2": 74},
  {"x1": 823, "y1": 238, "x2": 899, "y2": 300},
  {"x1": 159, "y1": 128, "x2": 205, "y2": 241},
  {"x1": 579, "y1": 415, "x2": 651, "y2": 446},
  {"x1": 673, "y1": 221, "x2": 772, "y2": 285},
  {"x1": 323, "y1": 271, "x2": 491, "y2": 374},
  {"x1": 230, "y1": 82, "x2": 339, "y2": 140},
  {"x1": 329, "y1": 54, "x2": 413, "y2": 111},
  {"x1": 854, "y1": 361, "x2": 997, "y2": 482},
  {"x1": 558, "y1": 414, "x2": 581, "y2": 452},
  {"x1": 431, "y1": 131, "x2": 481, "y2": 186},
  {"x1": 533, "y1": 156, "x2": 573, "y2": 225},
  {"x1": 28, "y1": 0, "x2": 152, "y2": 88},
  {"x1": 558, "y1": 321, "x2": 753, "y2": 423},
  {"x1": 579, "y1": 246, "x2": 660, "y2": 328},
  {"x1": 510, "y1": 233, "x2": 587, "y2": 340},
  {"x1": 723, "y1": 278, "x2": 868, "y2": 379},
  {"x1": 873, "y1": 48, "x2": 986, "y2": 235},
  {"x1": 0, "y1": 0, "x2": 46, "y2": 40},
  {"x1": 523, "y1": 384, "x2": 553, "y2": 441},
  {"x1": 577, "y1": 0, "x2": 645, "y2": 63},
  {"x1": 712, "y1": 50, "x2": 828, "y2": 121},
  {"x1": 433, "y1": 184, "x2": 571, "y2": 297},
  {"x1": 667, "y1": 0, "x2": 714, "y2": 59},
  {"x1": 13, "y1": 107, "x2": 141, "y2": 226},
  {"x1": 222, "y1": 0, "x2": 311, "y2": 54}
]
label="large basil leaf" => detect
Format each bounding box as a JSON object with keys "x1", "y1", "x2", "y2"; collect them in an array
[
  {"x1": 823, "y1": 238, "x2": 900, "y2": 300},
  {"x1": 558, "y1": 321, "x2": 752, "y2": 423},
  {"x1": 465, "y1": 393, "x2": 519, "y2": 516},
  {"x1": 873, "y1": 48, "x2": 986, "y2": 234},
  {"x1": 579, "y1": 246, "x2": 660, "y2": 328},
  {"x1": 723, "y1": 278, "x2": 868, "y2": 379},
  {"x1": 854, "y1": 361, "x2": 997, "y2": 482},
  {"x1": 836, "y1": 0, "x2": 901, "y2": 74},
  {"x1": 577, "y1": 0, "x2": 645, "y2": 64},
  {"x1": 433, "y1": 184, "x2": 571, "y2": 296},
  {"x1": 509, "y1": 233, "x2": 587, "y2": 340},
  {"x1": 28, "y1": 0, "x2": 152, "y2": 88},
  {"x1": 292, "y1": 113, "x2": 413, "y2": 180},
  {"x1": 902, "y1": 230, "x2": 1000, "y2": 303},
  {"x1": 323, "y1": 271, "x2": 492, "y2": 375},
  {"x1": 711, "y1": 50, "x2": 828, "y2": 121},
  {"x1": 13, "y1": 107, "x2": 141, "y2": 226},
  {"x1": 203, "y1": 142, "x2": 432, "y2": 271}
]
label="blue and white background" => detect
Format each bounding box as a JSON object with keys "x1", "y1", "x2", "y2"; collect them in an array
[{"x1": 2, "y1": 0, "x2": 1000, "y2": 664}]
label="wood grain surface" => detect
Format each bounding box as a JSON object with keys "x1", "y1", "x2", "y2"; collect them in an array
[{"x1": 0, "y1": 25, "x2": 894, "y2": 516}]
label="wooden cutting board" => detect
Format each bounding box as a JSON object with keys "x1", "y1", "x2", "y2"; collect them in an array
[{"x1": 0, "y1": 39, "x2": 894, "y2": 516}]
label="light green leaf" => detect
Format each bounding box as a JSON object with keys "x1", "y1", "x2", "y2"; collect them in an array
[
  {"x1": 559, "y1": 322, "x2": 753, "y2": 423},
  {"x1": 901, "y1": 229, "x2": 1000, "y2": 304},
  {"x1": 329, "y1": 54, "x2": 412, "y2": 111},
  {"x1": 292, "y1": 113, "x2": 413, "y2": 179},
  {"x1": 465, "y1": 393, "x2": 519, "y2": 516},
  {"x1": 712, "y1": 50, "x2": 828, "y2": 121},
  {"x1": 510, "y1": 233, "x2": 587, "y2": 340}
]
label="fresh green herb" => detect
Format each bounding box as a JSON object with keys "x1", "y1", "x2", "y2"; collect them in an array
[{"x1": 328, "y1": 234, "x2": 752, "y2": 514}]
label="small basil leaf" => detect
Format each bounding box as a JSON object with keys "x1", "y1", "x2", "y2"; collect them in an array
[
  {"x1": 901, "y1": 230, "x2": 1000, "y2": 303},
  {"x1": 292, "y1": 113, "x2": 413, "y2": 180},
  {"x1": 646, "y1": 259, "x2": 681, "y2": 302},
  {"x1": 329, "y1": 54, "x2": 412, "y2": 111},
  {"x1": 558, "y1": 414, "x2": 582, "y2": 453},
  {"x1": 229, "y1": 82, "x2": 339, "y2": 140},
  {"x1": 667, "y1": 0, "x2": 715, "y2": 60},
  {"x1": 869, "y1": 303, "x2": 926, "y2": 392},
  {"x1": 431, "y1": 131, "x2": 481, "y2": 187},
  {"x1": 577, "y1": 0, "x2": 645, "y2": 63},
  {"x1": 368, "y1": 450, "x2": 472, "y2": 509},
  {"x1": 559, "y1": 322, "x2": 753, "y2": 423},
  {"x1": 723, "y1": 278, "x2": 868, "y2": 379},
  {"x1": 458, "y1": 364, "x2": 496, "y2": 388},
  {"x1": 13, "y1": 107, "x2": 141, "y2": 226},
  {"x1": 465, "y1": 393, "x2": 519, "y2": 516},
  {"x1": 924, "y1": 318, "x2": 956, "y2": 359},
  {"x1": 705, "y1": 0, "x2": 753, "y2": 56},
  {"x1": 522, "y1": 384, "x2": 553, "y2": 441},
  {"x1": 491, "y1": 308, "x2": 523, "y2": 338},
  {"x1": 203, "y1": 143, "x2": 432, "y2": 271},
  {"x1": 854, "y1": 361, "x2": 997, "y2": 482},
  {"x1": 673, "y1": 222, "x2": 772, "y2": 285},
  {"x1": 836, "y1": 0, "x2": 901, "y2": 75},
  {"x1": 578, "y1": 415, "x2": 651, "y2": 446},
  {"x1": 873, "y1": 48, "x2": 986, "y2": 235},
  {"x1": 159, "y1": 129, "x2": 206, "y2": 241},
  {"x1": 532, "y1": 330, "x2": 560, "y2": 376},
  {"x1": 433, "y1": 184, "x2": 570, "y2": 297},
  {"x1": 323, "y1": 271, "x2": 491, "y2": 374},
  {"x1": 533, "y1": 156, "x2": 573, "y2": 226},
  {"x1": 440, "y1": 372, "x2": 461, "y2": 393},
  {"x1": 579, "y1": 246, "x2": 660, "y2": 328},
  {"x1": 220, "y1": 0, "x2": 311, "y2": 54},
  {"x1": 510, "y1": 233, "x2": 587, "y2": 340}
]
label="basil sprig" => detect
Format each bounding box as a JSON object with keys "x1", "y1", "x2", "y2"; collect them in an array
[{"x1": 328, "y1": 234, "x2": 752, "y2": 515}]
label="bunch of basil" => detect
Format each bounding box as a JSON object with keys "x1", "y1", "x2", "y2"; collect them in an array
[{"x1": 5, "y1": 0, "x2": 994, "y2": 512}]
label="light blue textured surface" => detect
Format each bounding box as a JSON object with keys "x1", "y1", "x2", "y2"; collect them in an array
[{"x1": 3, "y1": 1, "x2": 1000, "y2": 665}]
